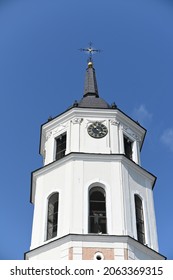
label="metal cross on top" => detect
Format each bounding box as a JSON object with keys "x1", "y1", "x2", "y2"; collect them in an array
[{"x1": 79, "y1": 42, "x2": 101, "y2": 62}]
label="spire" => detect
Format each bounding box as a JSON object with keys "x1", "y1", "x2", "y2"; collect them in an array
[
  {"x1": 77, "y1": 43, "x2": 110, "y2": 109},
  {"x1": 79, "y1": 42, "x2": 101, "y2": 97},
  {"x1": 83, "y1": 60, "x2": 99, "y2": 97}
]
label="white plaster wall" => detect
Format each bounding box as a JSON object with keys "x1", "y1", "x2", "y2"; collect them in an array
[
  {"x1": 31, "y1": 158, "x2": 124, "y2": 249},
  {"x1": 30, "y1": 154, "x2": 157, "y2": 252},
  {"x1": 41, "y1": 109, "x2": 145, "y2": 166},
  {"x1": 30, "y1": 107, "x2": 160, "y2": 260},
  {"x1": 122, "y1": 162, "x2": 158, "y2": 251}
]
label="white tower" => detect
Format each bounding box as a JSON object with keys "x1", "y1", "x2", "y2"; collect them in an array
[{"x1": 25, "y1": 58, "x2": 165, "y2": 260}]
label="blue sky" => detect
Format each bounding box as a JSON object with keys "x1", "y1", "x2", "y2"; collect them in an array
[{"x1": 0, "y1": 0, "x2": 173, "y2": 259}]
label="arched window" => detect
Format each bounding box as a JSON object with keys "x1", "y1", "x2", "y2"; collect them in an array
[
  {"x1": 89, "y1": 187, "x2": 107, "y2": 234},
  {"x1": 47, "y1": 193, "x2": 59, "y2": 240},
  {"x1": 135, "y1": 194, "x2": 145, "y2": 244}
]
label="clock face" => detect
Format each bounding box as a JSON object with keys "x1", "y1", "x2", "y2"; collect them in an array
[{"x1": 87, "y1": 122, "x2": 108, "y2": 138}]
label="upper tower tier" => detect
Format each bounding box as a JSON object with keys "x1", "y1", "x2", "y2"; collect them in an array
[{"x1": 39, "y1": 61, "x2": 146, "y2": 166}]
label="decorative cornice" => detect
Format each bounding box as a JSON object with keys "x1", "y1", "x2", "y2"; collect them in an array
[
  {"x1": 52, "y1": 123, "x2": 68, "y2": 136},
  {"x1": 45, "y1": 131, "x2": 52, "y2": 141},
  {"x1": 123, "y1": 126, "x2": 141, "y2": 141},
  {"x1": 71, "y1": 118, "x2": 83, "y2": 124},
  {"x1": 110, "y1": 120, "x2": 120, "y2": 126}
]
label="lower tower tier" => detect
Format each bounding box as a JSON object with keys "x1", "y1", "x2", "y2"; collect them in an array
[{"x1": 25, "y1": 234, "x2": 165, "y2": 260}]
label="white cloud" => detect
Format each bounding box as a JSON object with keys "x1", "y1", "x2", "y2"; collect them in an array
[
  {"x1": 160, "y1": 128, "x2": 173, "y2": 152},
  {"x1": 133, "y1": 104, "x2": 152, "y2": 125}
]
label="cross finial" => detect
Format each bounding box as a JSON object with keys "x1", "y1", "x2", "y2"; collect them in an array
[{"x1": 79, "y1": 42, "x2": 101, "y2": 64}]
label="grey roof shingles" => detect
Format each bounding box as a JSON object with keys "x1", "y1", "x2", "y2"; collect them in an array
[
  {"x1": 78, "y1": 95, "x2": 110, "y2": 108},
  {"x1": 77, "y1": 61, "x2": 111, "y2": 109}
]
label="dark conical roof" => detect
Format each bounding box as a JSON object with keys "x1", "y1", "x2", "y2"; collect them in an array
[{"x1": 78, "y1": 61, "x2": 110, "y2": 109}]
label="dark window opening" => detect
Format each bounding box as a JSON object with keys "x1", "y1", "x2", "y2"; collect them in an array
[
  {"x1": 89, "y1": 187, "x2": 107, "y2": 234},
  {"x1": 135, "y1": 195, "x2": 145, "y2": 244},
  {"x1": 47, "y1": 193, "x2": 59, "y2": 240},
  {"x1": 56, "y1": 133, "x2": 66, "y2": 160},
  {"x1": 124, "y1": 136, "x2": 133, "y2": 160}
]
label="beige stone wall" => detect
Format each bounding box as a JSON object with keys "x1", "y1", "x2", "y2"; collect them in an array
[
  {"x1": 69, "y1": 247, "x2": 73, "y2": 260},
  {"x1": 124, "y1": 248, "x2": 128, "y2": 260},
  {"x1": 82, "y1": 247, "x2": 114, "y2": 260}
]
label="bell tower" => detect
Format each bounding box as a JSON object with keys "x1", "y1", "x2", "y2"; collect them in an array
[{"x1": 25, "y1": 52, "x2": 165, "y2": 260}]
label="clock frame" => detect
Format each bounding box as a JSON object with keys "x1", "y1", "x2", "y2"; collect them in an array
[{"x1": 87, "y1": 122, "x2": 108, "y2": 138}]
